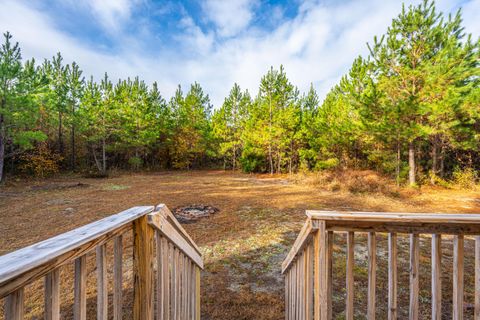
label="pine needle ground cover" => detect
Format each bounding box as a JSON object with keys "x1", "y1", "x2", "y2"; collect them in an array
[{"x1": 1, "y1": 170, "x2": 479, "y2": 319}]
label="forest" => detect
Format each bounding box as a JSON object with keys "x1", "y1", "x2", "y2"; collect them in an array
[{"x1": 0, "y1": 0, "x2": 478, "y2": 186}]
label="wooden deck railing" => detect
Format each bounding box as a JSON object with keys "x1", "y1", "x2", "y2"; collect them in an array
[
  {"x1": 0, "y1": 203, "x2": 203, "y2": 320},
  {"x1": 282, "y1": 211, "x2": 480, "y2": 320}
]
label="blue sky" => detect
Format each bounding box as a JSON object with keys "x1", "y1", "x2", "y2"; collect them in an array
[{"x1": 0, "y1": 0, "x2": 479, "y2": 106}]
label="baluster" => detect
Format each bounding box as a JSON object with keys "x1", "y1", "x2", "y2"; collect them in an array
[
  {"x1": 183, "y1": 255, "x2": 188, "y2": 319},
  {"x1": 44, "y1": 269, "x2": 60, "y2": 320},
  {"x1": 5, "y1": 288, "x2": 24, "y2": 320},
  {"x1": 295, "y1": 258, "x2": 300, "y2": 319},
  {"x1": 285, "y1": 267, "x2": 289, "y2": 320},
  {"x1": 300, "y1": 251, "x2": 306, "y2": 320},
  {"x1": 74, "y1": 255, "x2": 87, "y2": 320},
  {"x1": 346, "y1": 232, "x2": 354, "y2": 320},
  {"x1": 475, "y1": 236, "x2": 480, "y2": 320},
  {"x1": 113, "y1": 235, "x2": 123, "y2": 320},
  {"x1": 314, "y1": 221, "x2": 331, "y2": 320},
  {"x1": 327, "y1": 232, "x2": 333, "y2": 320},
  {"x1": 367, "y1": 232, "x2": 376, "y2": 320},
  {"x1": 168, "y1": 243, "x2": 176, "y2": 320},
  {"x1": 171, "y1": 248, "x2": 178, "y2": 320},
  {"x1": 409, "y1": 234, "x2": 419, "y2": 320},
  {"x1": 156, "y1": 232, "x2": 165, "y2": 320},
  {"x1": 388, "y1": 233, "x2": 397, "y2": 320},
  {"x1": 431, "y1": 234, "x2": 442, "y2": 320},
  {"x1": 305, "y1": 244, "x2": 313, "y2": 320},
  {"x1": 133, "y1": 215, "x2": 154, "y2": 320},
  {"x1": 195, "y1": 266, "x2": 201, "y2": 320},
  {"x1": 453, "y1": 235, "x2": 464, "y2": 320},
  {"x1": 96, "y1": 244, "x2": 108, "y2": 320}
]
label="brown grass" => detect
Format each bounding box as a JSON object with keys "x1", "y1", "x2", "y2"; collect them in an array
[{"x1": 0, "y1": 170, "x2": 479, "y2": 319}]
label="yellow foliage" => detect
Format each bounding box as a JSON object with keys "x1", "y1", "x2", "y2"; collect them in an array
[{"x1": 19, "y1": 143, "x2": 63, "y2": 178}]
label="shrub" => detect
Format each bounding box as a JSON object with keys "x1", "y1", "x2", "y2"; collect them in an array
[
  {"x1": 314, "y1": 158, "x2": 339, "y2": 170},
  {"x1": 128, "y1": 156, "x2": 143, "y2": 170},
  {"x1": 18, "y1": 143, "x2": 62, "y2": 178},
  {"x1": 452, "y1": 167, "x2": 478, "y2": 190}
]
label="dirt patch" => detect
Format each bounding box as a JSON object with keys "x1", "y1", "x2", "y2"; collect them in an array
[{"x1": 0, "y1": 170, "x2": 479, "y2": 319}]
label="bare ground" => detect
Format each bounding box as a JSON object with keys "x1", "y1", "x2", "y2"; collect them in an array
[{"x1": 0, "y1": 170, "x2": 479, "y2": 319}]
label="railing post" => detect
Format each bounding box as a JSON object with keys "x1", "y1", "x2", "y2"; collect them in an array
[
  {"x1": 5, "y1": 288, "x2": 24, "y2": 320},
  {"x1": 314, "y1": 221, "x2": 330, "y2": 320},
  {"x1": 133, "y1": 215, "x2": 155, "y2": 320}
]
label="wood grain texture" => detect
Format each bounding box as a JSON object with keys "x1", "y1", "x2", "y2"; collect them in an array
[
  {"x1": 0, "y1": 206, "x2": 153, "y2": 299},
  {"x1": 133, "y1": 215, "x2": 154, "y2": 320},
  {"x1": 156, "y1": 233, "x2": 169, "y2": 320},
  {"x1": 44, "y1": 269, "x2": 60, "y2": 320},
  {"x1": 388, "y1": 233, "x2": 397, "y2": 320},
  {"x1": 313, "y1": 222, "x2": 330, "y2": 320},
  {"x1": 282, "y1": 219, "x2": 315, "y2": 273},
  {"x1": 113, "y1": 235, "x2": 123, "y2": 320},
  {"x1": 155, "y1": 204, "x2": 202, "y2": 254},
  {"x1": 409, "y1": 234, "x2": 419, "y2": 320},
  {"x1": 431, "y1": 234, "x2": 442, "y2": 320},
  {"x1": 346, "y1": 232, "x2": 354, "y2": 320},
  {"x1": 327, "y1": 232, "x2": 333, "y2": 320},
  {"x1": 96, "y1": 244, "x2": 108, "y2": 320},
  {"x1": 285, "y1": 268, "x2": 289, "y2": 320},
  {"x1": 453, "y1": 235, "x2": 464, "y2": 320},
  {"x1": 170, "y1": 244, "x2": 176, "y2": 320},
  {"x1": 307, "y1": 210, "x2": 480, "y2": 223},
  {"x1": 5, "y1": 288, "x2": 24, "y2": 320},
  {"x1": 475, "y1": 236, "x2": 480, "y2": 320},
  {"x1": 195, "y1": 266, "x2": 200, "y2": 320},
  {"x1": 367, "y1": 232, "x2": 376, "y2": 320},
  {"x1": 73, "y1": 255, "x2": 86, "y2": 320},
  {"x1": 148, "y1": 213, "x2": 203, "y2": 269},
  {"x1": 305, "y1": 244, "x2": 313, "y2": 320}
]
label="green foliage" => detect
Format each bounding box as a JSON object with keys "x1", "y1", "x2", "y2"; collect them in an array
[
  {"x1": 314, "y1": 158, "x2": 339, "y2": 171},
  {"x1": 0, "y1": 0, "x2": 478, "y2": 186}
]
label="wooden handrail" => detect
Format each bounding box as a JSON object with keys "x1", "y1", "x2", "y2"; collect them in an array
[
  {"x1": 0, "y1": 206, "x2": 154, "y2": 298},
  {"x1": 0, "y1": 204, "x2": 203, "y2": 320},
  {"x1": 307, "y1": 210, "x2": 480, "y2": 223},
  {"x1": 283, "y1": 210, "x2": 480, "y2": 320},
  {"x1": 155, "y1": 204, "x2": 202, "y2": 256},
  {"x1": 148, "y1": 211, "x2": 204, "y2": 268}
]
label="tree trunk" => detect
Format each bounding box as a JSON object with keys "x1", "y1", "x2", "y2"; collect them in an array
[
  {"x1": 431, "y1": 136, "x2": 438, "y2": 184},
  {"x1": 71, "y1": 104, "x2": 76, "y2": 171},
  {"x1": 0, "y1": 114, "x2": 5, "y2": 183},
  {"x1": 439, "y1": 145, "x2": 445, "y2": 178},
  {"x1": 268, "y1": 95, "x2": 273, "y2": 175},
  {"x1": 232, "y1": 144, "x2": 236, "y2": 171},
  {"x1": 396, "y1": 140, "x2": 401, "y2": 187},
  {"x1": 58, "y1": 111, "x2": 64, "y2": 156},
  {"x1": 101, "y1": 137, "x2": 106, "y2": 175},
  {"x1": 71, "y1": 125, "x2": 75, "y2": 171},
  {"x1": 408, "y1": 141, "x2": 416, "y2": 186}
]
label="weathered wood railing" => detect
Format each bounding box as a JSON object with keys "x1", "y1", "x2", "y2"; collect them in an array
[
  {"x1": 0, "y1": 203, "x2": 203, "y2": 320},
  {"x1": 282, "y1": 211, "x2": 480, "y2": 320}
]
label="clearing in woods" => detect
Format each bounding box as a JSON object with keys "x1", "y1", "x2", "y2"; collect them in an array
[{"x1": 1, "y1": 170, "x2": 480, "y2": 319}]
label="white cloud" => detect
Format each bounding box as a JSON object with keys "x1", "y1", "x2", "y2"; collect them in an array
[
  {"x1": 202, "y1": 0, "x2": 256, "y2": 37},
  {"x1": 0, "y1": 0, "x2": 478, "y2": 108},
  {"x1": 83, "y1": 0, "x2": 136, "y2": 33}
]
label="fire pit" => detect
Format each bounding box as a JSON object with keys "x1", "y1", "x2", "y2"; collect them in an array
[{"x1": 173, "y1": 204, "x2": 220, "y2": 223}]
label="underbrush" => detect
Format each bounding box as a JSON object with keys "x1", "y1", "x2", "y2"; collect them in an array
[{"x1": 291, "y1": 169, "x2": 401, "y2": 196}]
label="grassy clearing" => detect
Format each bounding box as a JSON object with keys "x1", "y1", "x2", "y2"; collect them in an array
[{"x1": 0, "y1": 170, "x2": 479, "y2": 319}]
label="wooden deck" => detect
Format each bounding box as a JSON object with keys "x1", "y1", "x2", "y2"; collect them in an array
[
  {"x1": 0, "y1": 204, "x2": 202, "y2": 320},
  {"x1": 282, "y1": 211, "x2": 480, "y2": 320}
]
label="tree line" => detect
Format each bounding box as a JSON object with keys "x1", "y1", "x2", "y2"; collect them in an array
[{"x1": 0, "y1": 0, "x2": 478, "y2": 185}]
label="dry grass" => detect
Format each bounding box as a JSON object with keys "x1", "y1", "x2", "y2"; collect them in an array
[{"x1": 0, "y1": 170, "x2": 479, "y2": 319}]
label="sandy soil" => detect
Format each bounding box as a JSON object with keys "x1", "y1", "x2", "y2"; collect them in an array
[{"x1": 0, "y1": 170, "x2": 479, "y2": 319}]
